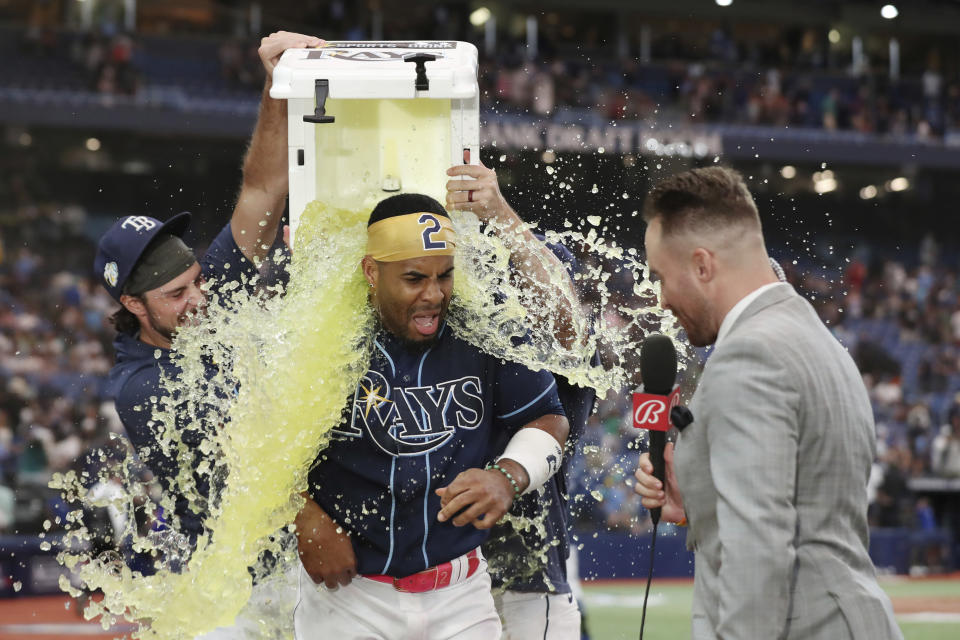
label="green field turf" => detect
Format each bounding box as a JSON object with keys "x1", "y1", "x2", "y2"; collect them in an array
[{"x1": 580, "y1": 578, "x2": 960, "y2": 640}]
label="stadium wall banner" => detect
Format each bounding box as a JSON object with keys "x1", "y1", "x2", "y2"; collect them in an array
[{"x1": 481, "y1": 118, "x2": 722, "y2": 158}]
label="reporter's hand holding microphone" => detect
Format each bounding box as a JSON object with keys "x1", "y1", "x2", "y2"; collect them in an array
[{"x1": 634, "y1": 442, "x2": 686, "y2": 525}]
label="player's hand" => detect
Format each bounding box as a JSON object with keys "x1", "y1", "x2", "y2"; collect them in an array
[
  {"x1": 295, "y1": 497, "x2": 357, "y2": 589},
  {"x1": 445, "y1": 163, "x2": 512, "y2": 222},
  {"x1": 435, "y1": 465, "x2": 523, "y2": 529},
  {"x1": 259, "y1": 31, "x2": 325, "y2": 78},
  {"x1": 633, "y1": 443, "x2": 685, "y2": 524}
]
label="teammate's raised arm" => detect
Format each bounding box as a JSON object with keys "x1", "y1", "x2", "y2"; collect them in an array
[
  {"x1": 445, "y1": 163, "x2": 585, "y2": 348},
  {"x1": 230, "y1": 31, "x2": 324, "y2": 265}
]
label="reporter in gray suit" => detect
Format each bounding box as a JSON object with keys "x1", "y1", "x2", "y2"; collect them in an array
[{"x1": 633, "y1": 167, "x2": 902, "y2": 640}]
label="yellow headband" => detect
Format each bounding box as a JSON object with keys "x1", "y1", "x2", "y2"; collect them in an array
[{"x1": 366, "y1": 212, "x2": 457, "y2": 262}]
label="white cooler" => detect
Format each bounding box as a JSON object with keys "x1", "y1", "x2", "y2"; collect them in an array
[{"x1": 269, "y1": 40, "x2": 480, "y2": 239}]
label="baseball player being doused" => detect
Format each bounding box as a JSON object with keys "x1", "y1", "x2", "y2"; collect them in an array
[{"x1": 293, "y1": 192, "x2": 571, "y2": 639}]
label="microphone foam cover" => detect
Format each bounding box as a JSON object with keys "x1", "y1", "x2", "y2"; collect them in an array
[{"x1": 640, "y1": 334, "x2": 678, "y2": 396}]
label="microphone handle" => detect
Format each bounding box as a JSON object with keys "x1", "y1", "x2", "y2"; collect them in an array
[{"x1": 649, "y1": 429, "x2": 666, "y2": 525}]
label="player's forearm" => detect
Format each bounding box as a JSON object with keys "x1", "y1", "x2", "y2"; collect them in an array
[
  {"x1": 498, "y1": 414, "x2": 569, "y2": 495},
  {"x1": 295, "y1": 492, "x2": 336, "y2": 536},
  {"x1": 242, "y1": 78, "x2": 288, "y2": 197},
  {"x1": 230, "y1": 78, "x2": 288, "y2": 263},
  {"x1": 496, "y1": 206, "x2": 583, "y2": 348}
]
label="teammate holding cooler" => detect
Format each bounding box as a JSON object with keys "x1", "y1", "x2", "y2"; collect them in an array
[
  {"x1": 293, "y1": 192, "x2": 571, "y2": 640},
  {"x1": 96, "y1": 31, "x2": 321, "y2": 639},
  {"x1": 446, "y1": 163, "x2": 595, "y2": 640}
]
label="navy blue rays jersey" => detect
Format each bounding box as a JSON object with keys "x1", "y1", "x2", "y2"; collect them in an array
[
  {"x1": 108, "y1": 223, "x2": 259, "y2": 539},
  {"x1": 307, "y1": 323, "x2": 565, "y2": 578}
]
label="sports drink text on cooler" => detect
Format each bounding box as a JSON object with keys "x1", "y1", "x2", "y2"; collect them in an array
[{"x1": 632, "y1": 387, "x2": 681, "y2": 431}]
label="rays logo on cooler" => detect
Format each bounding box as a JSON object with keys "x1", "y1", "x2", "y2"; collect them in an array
[{"x1": 333, "y1": 370, "x2": 485, "y2": 456}]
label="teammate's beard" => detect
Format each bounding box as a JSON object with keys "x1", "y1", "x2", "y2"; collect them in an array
[
  {"x1": 143, "y1": 304, "x2": 177, "y2": 343},
  {"x1": 143, "y1": 300, "x2": 203, "y2": 343}
]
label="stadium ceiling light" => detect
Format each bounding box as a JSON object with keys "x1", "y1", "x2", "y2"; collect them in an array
[
  {"x1": 85, "y1": 137, "x2": 101, "y2": 151},
  {"x1": 881, "y1": 4, "x2": 898, "y2": 19},
  {"x1": 828, "y1": 29, "x2": 841, "y2": 44},
  {"x1": 715, "y1": 0, "x2": 734, "y2": 6},
  {"x1": 860, "y1": 185, "x2": 878, "y2": 200},
  {"x1": 889, "y1": 177, "x2": 909, "y2": 191},
  {"x1": 813, "y1": 171, "x2": 837, "y2": 193},
  {"x1": 469, "y1": 7, "x2": 492, "y2": 26},
  {"x1": 814, "y1": 178, "x2": 837, "y2": 194},
  {"x1": 780, "y1": 165, "x2": 797, "y2": 179}
]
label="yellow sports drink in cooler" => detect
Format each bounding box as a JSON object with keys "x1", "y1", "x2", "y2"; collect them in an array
[{"x1": 269, "y1": 40, "x2": 480, "y2": 238}]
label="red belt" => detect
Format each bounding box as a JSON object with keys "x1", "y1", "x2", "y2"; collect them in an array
[{"x1": 364, "y1": 548, "x2": 481, "y2": 593}]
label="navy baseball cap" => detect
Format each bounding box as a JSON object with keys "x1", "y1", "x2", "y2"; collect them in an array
[{"x1": 94, "y1": 212, "x2": 192, "y2": 301}]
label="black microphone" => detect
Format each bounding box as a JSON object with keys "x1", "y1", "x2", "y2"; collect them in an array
[{"x1": 639, "y1": 334, "x2": 677, "y2": 526}]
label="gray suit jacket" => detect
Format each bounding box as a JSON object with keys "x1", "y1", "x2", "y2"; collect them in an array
[{"x1": 675, "y1": 284, "x2": 902, "y2": 640}]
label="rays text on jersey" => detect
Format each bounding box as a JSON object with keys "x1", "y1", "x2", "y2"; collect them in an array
[{"x1": 334, "y1": 371, "x2": 485, "y2": 456}]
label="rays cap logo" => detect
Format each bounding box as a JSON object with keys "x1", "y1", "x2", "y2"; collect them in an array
[
  {"x1": 94, "y1": 212, "x2": 192, "y2": 301},
  {"x1": 103, "y1": 261, "x2": 119, "y2": 288}
]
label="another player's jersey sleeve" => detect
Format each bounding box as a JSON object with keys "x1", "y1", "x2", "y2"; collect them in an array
[
  {"x1": 114, "y1": 365, "x2": 210, "y2": 538},
  {"x1": 200, "y1": 222, "x2": 261, "y2": 296},
  {"x1": 492, "y1": 359, "x2": 565, "y2": 430},
  {"x1": 115, "y1": 367, "x2": 181, "y2": 485}
]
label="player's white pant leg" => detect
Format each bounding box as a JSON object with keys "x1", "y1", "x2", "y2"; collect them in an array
[
  {"x1": 195, "y1": 560, "x2": 299, "y2": 640},
  {"x1": 294, "y1": 561, "x2": 501, "y2": 639},
  {"x1": 565, "y1": 546, "x2": 585, "y2": 603},
  {"x1": 423, "y1": 568, "x2": 502, "y2": 640},
  {"x1": 495, "y1": 590, "x2": 581, "y2": 640},
  {"x1": 293, "y1": 568, "x2": 399, "y2": 639}
]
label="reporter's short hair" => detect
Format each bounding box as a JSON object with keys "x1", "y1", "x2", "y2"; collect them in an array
[{"x1": 643, "y1": 166, "x2": 760, "y2": 237}]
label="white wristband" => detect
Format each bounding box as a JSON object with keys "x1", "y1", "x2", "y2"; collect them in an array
[{"x1": 497, "y1": 428, "x2": 564, "y2": 495}]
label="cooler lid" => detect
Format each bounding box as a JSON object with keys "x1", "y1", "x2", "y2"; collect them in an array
[{"x1": 270, "y1": 40, "x2": 478, "y2": 100}]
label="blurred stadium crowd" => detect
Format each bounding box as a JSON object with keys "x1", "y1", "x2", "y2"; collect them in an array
[
  {"x1": 2, "y1": 2, "x2": 960, "y2": 587},
  {"x1": 6, "y1": 13, "x2": 960, "y2": 139}
]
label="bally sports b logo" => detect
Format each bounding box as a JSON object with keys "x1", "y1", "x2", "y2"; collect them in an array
[
  {"x1": 632, "y1": 387, "x2": 680, "y2": 432},
  {"x1": 333, "y1": 371, "x2": 484, "y2": 456}
]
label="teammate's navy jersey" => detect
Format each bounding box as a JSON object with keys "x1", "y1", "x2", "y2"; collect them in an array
[
  {"x1": 106, "y1": 222, "x2": 259, "y2": 538},
  {"x1": 482, "y1": 236, "x2": 598, "y2": 593},
  {"x1": 307, "y1": 324, "x2": 565, "y2": 578},
  {"x1": 485, "y1": 361, "x2": 597, "y2": 593}
]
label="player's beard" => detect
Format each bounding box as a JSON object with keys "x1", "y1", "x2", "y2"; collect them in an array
[{"x1": 375, "y1": 301, "x2": 449, "y2": 352}]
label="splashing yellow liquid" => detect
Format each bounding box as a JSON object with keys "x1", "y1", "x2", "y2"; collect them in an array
[
  {"x1": 56, "y1": 200, "x2": 374, "y2": 638},
  {"x1": 53, "y1": 197, "x2": 683, "y2": 638}
]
